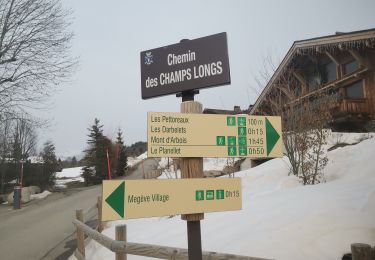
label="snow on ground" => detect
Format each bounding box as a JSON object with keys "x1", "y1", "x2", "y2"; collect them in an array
[
  {"x1": 55, "y1": 167, "x2": 84, "y2": 188},
  {"x1": 203, "y1": 157, "x2": 239, "y2": 171},
  {"x1": 30, "y1": 190, "x2": 51, "y2": 200},
  {"x1": 327, "y1": 131, "x2": 374, "y2": 147},
  {"x1": 73, "y1": 133, "x2": 375, "y2": 260},
  {"x1": 128, "y1": 152, "x2": 148, "y2": 167},
  {"x1": 56, "y1": 167, "x2": 83, "y2": 179},
  {"x1": 157, "y1": 157, "x2": 240, "y2": 179}
]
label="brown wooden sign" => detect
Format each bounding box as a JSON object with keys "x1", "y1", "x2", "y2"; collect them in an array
[{"x1": 140, "y1": 32, "x2": 231, "y2": 99}]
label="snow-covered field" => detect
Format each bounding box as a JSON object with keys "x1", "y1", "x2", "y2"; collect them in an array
[
  {"x1": 55, "y1": 167, "x2": 84, "y2": 188},
  {"x1": 55, "y1": 153, "x2": 149, "y2": 188},
  {"x1": 72, "y1": 133, "x2": 375, "y2": 260}
]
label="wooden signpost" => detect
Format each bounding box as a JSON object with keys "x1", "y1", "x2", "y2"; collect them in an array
[
  {"x1": 140, "y1": 33, "x2": 233, "y2": 260},
  {"x1": 99, "y1": 32, "x2": 284, "y2": 260}
]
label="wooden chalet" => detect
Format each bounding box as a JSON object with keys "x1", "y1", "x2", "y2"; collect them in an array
[{"x1": 250, "y1": 28, "x2": 375, "y2": 131}]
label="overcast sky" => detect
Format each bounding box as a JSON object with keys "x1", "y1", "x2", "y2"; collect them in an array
[{"x1": 38, "y1": 0, "x2": 375, "y2": 158}]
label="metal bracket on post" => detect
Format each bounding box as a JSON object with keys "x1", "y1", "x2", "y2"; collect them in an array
[{"x1": 176, "y1": 90, "x2": 200, "y2": 102}]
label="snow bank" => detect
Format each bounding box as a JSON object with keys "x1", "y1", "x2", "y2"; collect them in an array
[
  {"x1": 128, "y1": 152, "x2": 148, "y2": 167},
  {"x1": 73, "y1": 134, "x2": 375, "y2": 260},
  {"x1": 30, "y1": 190, "x2": 51, "y2": 200}
]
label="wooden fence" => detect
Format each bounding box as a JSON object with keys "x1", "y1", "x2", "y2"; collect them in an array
[
  {"x1": 73, "y1": 196, "x2": 272, "y2": 260},
  {"x1": 74, "y1": 196, "x2": 375, "y2": 260}
]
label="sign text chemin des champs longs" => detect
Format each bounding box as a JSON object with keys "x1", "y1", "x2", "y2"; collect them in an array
[{"x1": 140, "y1": 32, "x2": 231, "y2": 99}]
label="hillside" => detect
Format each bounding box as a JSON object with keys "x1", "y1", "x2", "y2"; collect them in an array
[{"x1": 71, "y1": 133, "x2": 375, "y2": 260}]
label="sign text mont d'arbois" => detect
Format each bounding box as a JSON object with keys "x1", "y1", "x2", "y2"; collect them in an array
[
  {"x1": 140, "y1": 32, "x2": 230, "y2": 99},
  {"x1": 148, "y1": 112, "x2": 282, "y2": 158}
]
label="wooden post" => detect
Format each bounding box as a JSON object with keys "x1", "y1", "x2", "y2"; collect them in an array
[
  {"x1": 180, "y1": 98, "x2": 203, "y2": 260},
  {"x1": 115, "y1": 225, "x2": 127, "y2": 260},
  {"x1": 76, "y1": 209, "x2": 85, "y2": 257},
  {"x1": 180, "y1": 100, "x2": 204, "y2": 222},
  {"x1": 97, "y1": 196, "x2": 103, "y2": 232},
  {"x1": 351, "y1": 243, "x2": 372, "y2": 260}
]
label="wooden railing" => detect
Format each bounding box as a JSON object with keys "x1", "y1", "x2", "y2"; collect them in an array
[
  {"x1": 73, "y1": 197, "x2": 374, "y2": 260},
  {"x1": 329, "y1": 98, "x2": 370, "y2": 116},
  {"x1": 339, "y1": 99, "x2": 369, "y2": 114},
  {"x1": 72, "y1": 199, "x2": 273, "y2": 260}
]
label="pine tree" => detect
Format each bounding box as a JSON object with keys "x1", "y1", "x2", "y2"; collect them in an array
[
  {"x1": 115, "y1": 129, "x2": 128, "y2": 176},
  {"x1": 83, "y1": 118, "x2": 107, "y2": 184},
  {"x1": 40, "y1": 140, "x2": 58, "y2": 190}
]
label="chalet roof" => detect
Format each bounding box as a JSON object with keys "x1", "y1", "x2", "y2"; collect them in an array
[
  {"x1": 250, "y1": 28, "x2": 375, "y2": 114},
  {"x1": 203, "y1": 105, "x2": 252, "y2": 115}
]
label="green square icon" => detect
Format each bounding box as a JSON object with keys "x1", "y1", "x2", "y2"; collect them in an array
[
  {"x1": 238, "y1": 127, "x2": 247, "y2": 137},
  {"x1": 228, "y1": 146, "x2": 237, "y2": 156},
  {"x1": 216, "y1": 190, "x2": 224, "y2": 200},
  {"x1": 196, "y1": 190, "x2": 204, "y2": 201},
  {"x1": 239, "y1": 146, "x2": 247, "y2": 156},
  {"x1": 227, "y1": 116, "x2": 236, "y2": 126},
  {"x1": 228, "y1": 136, "x2": 236, "y2": 146},
  {"x1": 238, "y1": 137, "x2": 247, "y2": 146},
  {"x1": 216, "y1": 136, "x2": 225, "y2": 146},
  {"x1": 206, "y1": 190, "x2": 215, "y2": 200},
  {"x1": 238, "y1": 117, "x2": 246, "y2": 126}
]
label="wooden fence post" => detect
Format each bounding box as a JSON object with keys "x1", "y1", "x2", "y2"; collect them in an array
[
  {"x1": 351, "y1": 243, "x2": 372, "y2": 260},
  {"x1": 115, "y1": 225, "x2": 127, "y2": 260},
  {"x1": 76, "y1": 209, "x2": 85, "y2": 257},
  {"x1": 97, "y1": 196, "x2": 103, "y2": 232}
]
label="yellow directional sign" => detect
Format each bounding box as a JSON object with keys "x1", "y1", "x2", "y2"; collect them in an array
[
  {"x1": 102, "y1": 178, "x2": 242, "y2": 221},
  {"x1": 148, "y1": 112, "x2": 282, "y2": 158}
]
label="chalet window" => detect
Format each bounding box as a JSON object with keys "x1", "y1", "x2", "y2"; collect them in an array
[
  {"x1": 345, "y1": 80, "x2": 364, "y2": 99},
  {"x1": 323, "y1": 61, "x2": 336, "y2": 83},
  {"x1": 343, "y1": 60, "x2": 358, "y2": 75},
  {"x1": 307, "y1": 73, "x2": 320, "y2": 91},
  {"x1": 307, "y1": 61, "x2": 336, "y2": 90}
]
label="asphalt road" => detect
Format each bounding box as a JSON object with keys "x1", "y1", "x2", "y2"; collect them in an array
[
  {"x1": 125, "y1": 157, "x2": 160, "y2": 180},
  {"x1": 0, "y1": 158, "x2": 160, "y2": 260},
  {"x1": 0, "y1": 186, "x2": 101, "y2": 260}
]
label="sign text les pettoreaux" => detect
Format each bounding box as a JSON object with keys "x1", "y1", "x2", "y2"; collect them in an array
[{"x1": 140, "y1": 32, "x2": 231, "y2": 99}]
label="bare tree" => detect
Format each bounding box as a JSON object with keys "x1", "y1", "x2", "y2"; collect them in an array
[
  {"x1": 252, "y1": 58, "x2": 330, "y2": 185},
  {"x1": 0, "y1": 116, "x2": 12, "y2": 193},
  {"x1": 0, "y1": 114, "x2": 37, "y2": 192},
  {"x1": 0, "y1": 0, "x2": 76, "y2": 117},
  {"x1": 12, "y1": 115, "x2": 37, "y2": 162}
]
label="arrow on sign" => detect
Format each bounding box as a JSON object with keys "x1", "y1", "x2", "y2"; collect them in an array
[
  {"x1": 105, "y1": 181, "x2": 125, "y2": 218},
  {"x1": 266, "y1": 118, "x2": 280, "y2": 156}
]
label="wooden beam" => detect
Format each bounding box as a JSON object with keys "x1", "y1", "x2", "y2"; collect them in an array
[
  {"x1": 293, "y1": 71, "x2": 308, "y2": 95},
  {"x1": 348, "y1": 50, "x2": 365, "y2": 66},
  {"x1": 325, "y1": 51, "x2": 342, "y2": 79},
  {"x1": 275, "y1": 85, "x2": 295, "y2": 101},
  {"x1": 285, "y1": 67, "x2": 369, "y2": 106},
  {"x1": 325, "y1": 51, "x2": 340, "y2": 65}
]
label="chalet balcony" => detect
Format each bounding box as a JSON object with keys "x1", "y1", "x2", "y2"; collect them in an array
[{"x1": 329, "y1": 98, "x2": 370, "y2": 118}]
